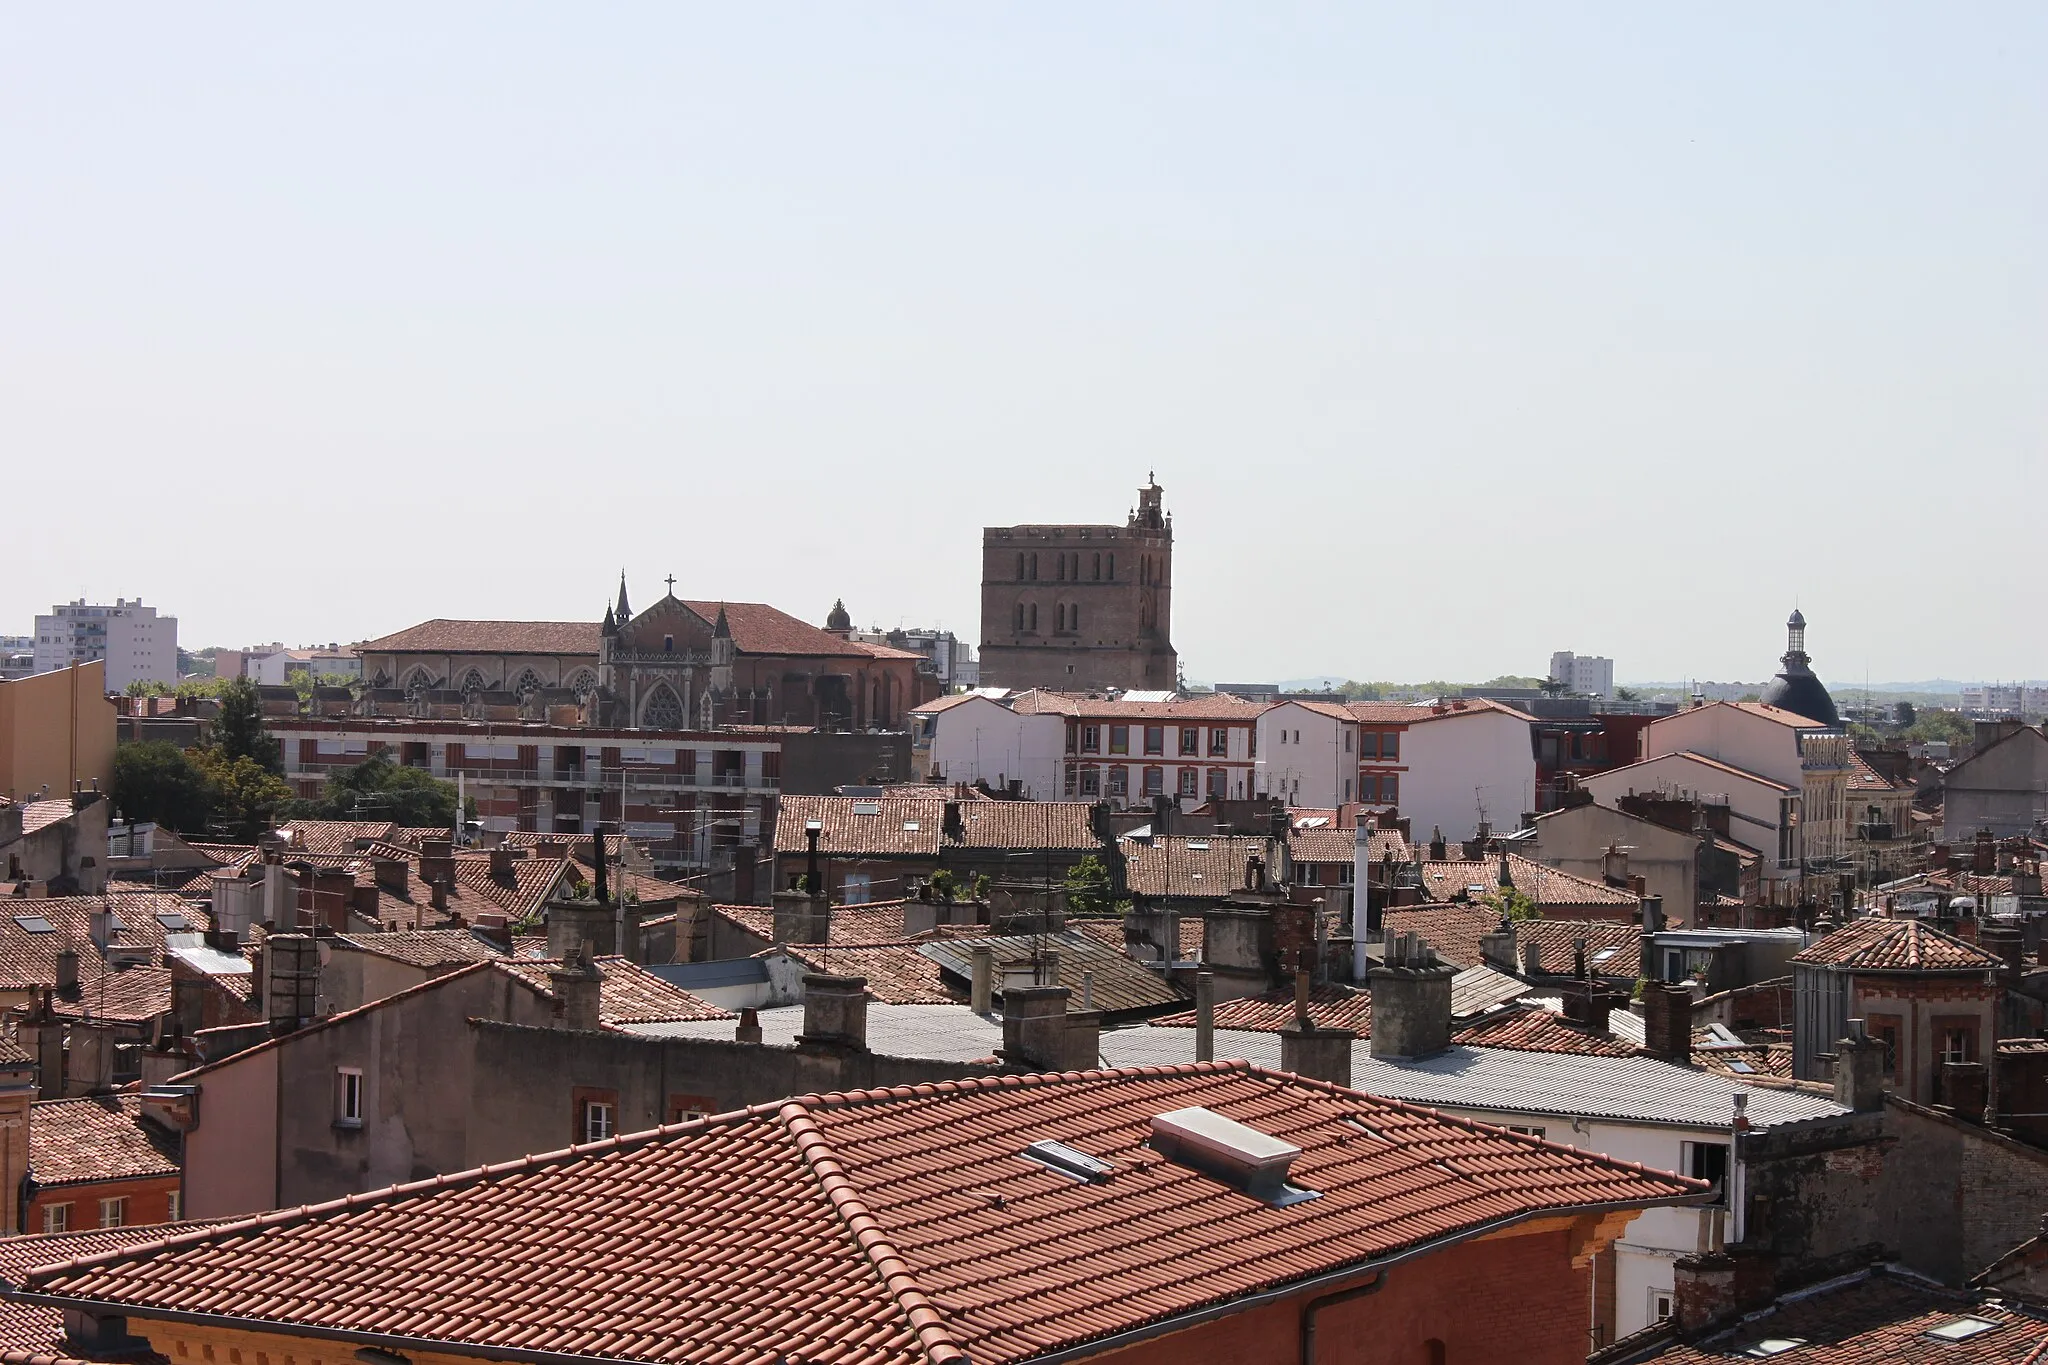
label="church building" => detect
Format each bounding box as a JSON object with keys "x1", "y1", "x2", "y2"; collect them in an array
[{"x1": 358, "y1": 577, "x2": 931, "y2": 732}]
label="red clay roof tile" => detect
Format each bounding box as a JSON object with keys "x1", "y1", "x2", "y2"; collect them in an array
[
  {"x1": 1790, "y1": 916, "x2": 2001, "y2": 972},
  {"x1": 28, "y1": 1095, "x2": 180, "y2": 1188}
]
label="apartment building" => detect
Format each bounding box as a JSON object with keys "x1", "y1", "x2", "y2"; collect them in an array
[{"x1": 33, "y1": 599, "x2": 177, "y2": 691}]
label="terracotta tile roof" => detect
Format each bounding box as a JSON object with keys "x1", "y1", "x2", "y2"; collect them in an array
[
  {"x1": 713, "y1": 901, "x2": 948, "y2": 948},
  {"x1": 949, "y1": 801, "x2": 1100, "y2": 851},
  {"x1": 274, "y1": 820, "x2": 403, "y2": 856},
  {"x1": 21, "y1": 1062, "x2": 1702, "y2": 1365},
  {"x1": 1343, "y1": 702, "x2": 1429, "y2": 724},
  {"x1": 182, "y1": 842, "x2": 260, "y2": 869},
  {"x1": 1405, "y1": 696, "x2": 1535, "y2": 723},
  {"x1": 1288, "y1": 827, "x2": 1408, "y2": 865},
  {"x1": 1151, "y1": 983, "x2": 1373, "y2": 1034},
  {"x1": 17, "y1": 802, "x2": 77, "y2": 838},
  {"x1": 1010, "y1": 690, "x2": 1274, "y2": 720},
  {"x1": 1417, "y1": 853, "x2": 1638, "y2": 909},
  {"x1": 48, "y1": 965, "x2": 175, "y2": 1026},
  {"x1": 0, "y1": 1036, "x2": 31, "y2": 1067},
  {"x1": 0, "y1": 893, "x2": 208, "y2": 1019},
  {"x1": 1122, "y1": 834, "x2": 1272, "y2": 899},
  {"x1": 1452, "y1": 1006, "x2": 1640, "y2": 1057},
  {"x1": 1847, "y1": 750, "x2": 1906, "y2": 793},
  {"x1": 358, "y1": 620, "x2": 601, "y2": 655},
  {"x1": 0, "y1": 1223, "x2": 233, "y2": 1365},
  {"x1": 1693, "y1": 1044, "x2": 1795, "y2": 1080},
  {"x1": 1791, "y1": 916, "x2": 2001, "y2": 972},
  {"x1": 769, "y1": 944, "x2": 963, "y2": 1005},
  {"x1": 1066, "y1": 916, "x2": 1204, "y2": 959},
  {"x1": 919, "y1": 931, "x2": 1187, "y2": 1015},
  {"x1": 494, "y1": 956, "x2": 734, "y2": 1026},
  {"x1": 1381, "y1": 904, "x2": 1640, "y2": 973},
  {"x1": 1597, "y1": 750, "x2": 1798, "y2": 794},
  {"x1": 678, "y1": 600, "x2": 877, "y2": 659},
  {"x1": 1623, "y1": 1267, "x2": 2047, "y2": 1363},
  {"x1": 449, "y1": 853, "x2": 571, "y2": 921},
  {"x1": 332, "y1": 929, "x2": 512, "y2": 969},
  {"x1": 847, "y1": 639, "x2": 926, "y2": 662},
  {"x1": 1724, "y1": 700, "x2": 1832, "y2": 729},
  {"x1": 28, "y1": 1095, "x2": 180, "y2": 1188},
  {"x1": 773, "y1": 795, "x2": 945, "y2": 858},
  {"x1": 906, "y1": 694, "x2": 992, "y2": 716}
]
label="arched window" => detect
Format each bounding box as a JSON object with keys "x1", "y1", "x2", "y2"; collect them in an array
[
  {"x1": 1072, "y1": 602, "x2": 1080, "y2": 631},
  {"x1": 459, "y1": 669, "x2": 488, "y2": 696},
  {"x1": 642, "y1": 684, "x2": 685, "y2": 730},
  {"x1": 565, "y1": 669, "x2": 597, "y2": 699},
  {"x1": 1093, "y1": 552, "x2": 1101, "y2": 581},
  {"x1": 1029, "y1": 602, "x2": 1038, "y2": 632},
  {"x1": 403, "y1": 669, "x2": 434, "y2": 699},
  {"x1": 1107, "y1": 552, "x2": 1115, "y2": 580},
  {"x1": 1015, "y1": 602, "x2": 1025, "y2": 632},
  {"x1": 512, "y1": 669, "x2": 543, "y2": 696},
  {"x1": 1057, "y1": 555, "x2": 1066, "y2": 581},
  {"x1": 1016, "y1": 551, "x2": 1025, "y2": 581},
  {"x1": 1030, "y1": 553, "x2": 1039, "y2": 581}
]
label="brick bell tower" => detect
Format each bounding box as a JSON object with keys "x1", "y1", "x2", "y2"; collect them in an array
[{"x1": 978, "y1": 475, "x2": 1177, "y2": 692}]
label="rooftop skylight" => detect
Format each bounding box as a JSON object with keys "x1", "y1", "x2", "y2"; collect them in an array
[
  {"x1": 1021, "y1": 1139, "x2": 1115, "y2": 1184},
  {"x1": 1740, "y1": 1340, "x2": 1806, "y2": 1358},
  {"x1": 1925, "y1": 1316, "x2": 1999, "y2": 1342},
  {"x1": 12, "y1": 915, "x2": 53, "y2": 934}
]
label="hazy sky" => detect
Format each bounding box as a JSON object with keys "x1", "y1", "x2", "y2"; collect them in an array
[{"x1": 5, "y1": 5, "x2": 2042, "y2": 685}]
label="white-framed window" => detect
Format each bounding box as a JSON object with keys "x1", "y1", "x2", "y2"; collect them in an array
[
  {"x1": 582, "y1": 1100, "x2": 616, "y2": 1143},
  {"x1": 1504, "y1": 1124, "x2": 1547, "y2": 1139},
  {"x1": 843, "y1": 872, "x2": 873, "y2": 905},
  {"x1": 1682, "y1": 1140, "x2": 1730, "y2": 1207},
  {"x1": 1649, "y1": 1289, "x2": 1674, "y2": 1323},
  {"x1": 42, "y1": 1203, "x2": 70, "y2": 1233},
  {"x1": 98, "y1": 1197, "x2": 126, "y2": 1228},
  {"x1": 337, "y1": 1067, "x2": 364, "y2": 1127},
  {"x1": 167, "y1": 1190, "x2": 182, "y2": 1221}
]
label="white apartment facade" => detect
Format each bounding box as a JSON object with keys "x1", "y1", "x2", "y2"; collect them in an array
[
  {"x1": 33, "y1": 599, "x2": 178, "y2": 690},
  {"x1": 1397, "y1": 700, "x2": 1539, "y2": 842},
  {"x1": 908, "y1": 693, "x2": 1064, "y2": 798},
  {"x1": 1549, "y1": 651, "x2": 1616, "y2": 699}
]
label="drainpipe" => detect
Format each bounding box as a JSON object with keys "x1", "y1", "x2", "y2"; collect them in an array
[{"x1": 1300, "y1": 1272, "x2": 1386, "y2": 1365}]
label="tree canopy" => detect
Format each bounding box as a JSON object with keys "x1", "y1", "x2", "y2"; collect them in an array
[
  {"x1": 111, "y1": 742, "x2": 212, "y2": 832},
  {"x1": 213, "y1": 677, "x2": 282, "y2": 772},
  {"x1": 289, "y1": 754, "x2": 460, "y2": 828}
]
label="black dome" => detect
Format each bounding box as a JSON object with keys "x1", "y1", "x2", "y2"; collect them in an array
[
  {"x1": 1760, "y1": 608, "x2": 1840, "y2": 726},
  {"x1": 825, "y1": 598, "x2": 851, "y2": 632},
  {"x1": 1761, "y1": 668, "x2": 1840, "y2": 727}
]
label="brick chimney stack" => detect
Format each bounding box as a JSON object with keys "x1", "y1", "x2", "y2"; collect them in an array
[
  {"x1": 1642, "y1": 982, "x2": 1694, "y2": 1065},
  {"x1": 1368, "y1": 933, "x2": 1454, "y2": 1060}
]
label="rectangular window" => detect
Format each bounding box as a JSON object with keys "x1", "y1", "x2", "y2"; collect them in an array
[
  {"x1": 1505, "y1": 1125, "x2": 1547, "y2": 1140},
  {"x1": 1344, "y1": 731, "x2": 1353, "y2": 753},
  {"x1": 1081, "y1": 725, "x2": 1100, "y2": 753},
  {"x1": 1066, "y1": 723, "x2": 1078, "y2": 755},
  {"x1": 336, "y1": 1068, "x2": 364, "y2": 1127},
  {"x1": 1109, "y1": 725, "x2": 1129, "y2": 755},
  {"x1": 1144, "y1": 726, "x2": 1164, "y2": 755},
  {"x1": 1178, "y1": 768, "x2": 1200, "y2": 797},
  {"x1": 668, "y1": 1094, "x2": 716, "y2": 1124},
  {"x1": 1206, "y1": 768, "x2": 1228, "y2": 799},
  {"x1": 1063, "y1": 763, "x2": 1078, "y2": 797},
  {"x1": 1381, "y1": 774, "x2": 1398, "y2": 804},
  {"x1": 1209, "y1": 728, "x2": 1229, "y2": 756},
  {"x1": 843, "y1": 871, "x2": 872, "y2": 905},
  {"x1": 99, "y1": 1197, "x2": 126, "y2": 1228},
  {"x1": 581, "y1": 1098, "x2": 617, "y2": 1144},
  {"x1": 1683, "y1": 1141, "x2": 1729, "y2": 1207},
  {"x1": 1650, "y1": 1291, "x2": 1674, "y2": 1323},
  {"x1": 1107, "y1": 767, "x2": 1129, "y2": 797},
  {"x1": 1301, "y1": 864, "x2": 1321, "y2": 886},
  {"x1": 1380, "y1": 732, "x2": 1399, "y2": 761},
  {"x1": 1343, "y1": 778, "x2": 1352, "y2": 802},
  {"x1": 1179, "y1": 727, "x2": 1199, "y2": 756},
  {"x1": 1867, "y1": 1013, "x2": 1903, "y2": 1079},
  {"x1": 1937, "y1": 1018, "x2": 1978, "y2": 1065},
  {"x1": 42, "y1": 1204, "x2": 70, "y2": 1234},
  {"x1": 167, "y1": 1190, "x2": 182, "y2": 1221},
  {"x1": 1080, "y1": 766, "x2": 1101, "y2": 796},
  {"x1": 1142, "y1": 766, "x2": 1164, "y2": 797}
]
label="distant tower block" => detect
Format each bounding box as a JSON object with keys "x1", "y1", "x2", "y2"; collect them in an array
[{"x1": 979, "y1": 476, "x2": 1178, "y2": 692}]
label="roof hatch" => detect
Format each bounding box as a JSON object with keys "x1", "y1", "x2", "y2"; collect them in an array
[
  {"x1": 1149, "y1": 1106, "x2": 1318, "y2": 1206},
  {"x1": 1021, "y1": 1139, "x2": 1115, "y2": 1184}
]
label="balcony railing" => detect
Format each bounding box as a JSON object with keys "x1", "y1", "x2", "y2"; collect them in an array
[{"x1": 286, "y1": 761, "x2": 777, "y2": 790}]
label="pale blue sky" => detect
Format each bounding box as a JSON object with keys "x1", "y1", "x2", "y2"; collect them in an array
[{"x1": 4, "y1": 5, "x2": 2041, "y2": 684}]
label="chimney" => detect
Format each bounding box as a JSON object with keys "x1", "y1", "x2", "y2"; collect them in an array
[
  {"x1": 420, "y1": 837, "x2": 455, "y2": 888},
  {"x1": 1280, "y1": 960, "x2": 1353, "y2": 1086},
  {"x1": 549, "y1": 949, "x2": 604, "y2": 1032},
  {"x1": 1367, "y1": 933, "x2": 1455, "y2": 1060},
  {"x1": 1561, "y1": 979, "x2": 1622, "y2": 1035},
  {"x1": 1479, "y1": 921, "x2": 1518, "y2": 973},
  {"x1": 1672, "y1": 1250, "x2": 1778, "y2": 1332},
  {"x1": 1643, "y1": 982, "x2": 1693, "y2": 1065},
  {"x1": 734, "y1": 1007, "x2": 763, "y2": 1045},
  {"x1": 970, "y1": 946, "x2": 994, "y2": 1014},
  {"x1": 429, "y1": 880, "x2": 449, "y2": 915},
  {"x1": 771, "y1": 887, "x2": 831, "y2": 945},
  {"x1": 489, "y1": 845, "x2": 514, "y2": 875},
  {"x1": 1601, "y1": 843, "x2": 1629, "y2": 885},
  {"x1": 65, "y1": 1022, "x2": 116, "y2": 1096},
  {"x1": 1518, "y1": 940, "x2": 1544, "y2": 977},
  {"x1": 373, "y1": 858, "x2": 409, "y2": 893},
  {"x1": 19, "y1": 996, "x2": 64, "y2": 1099},
  {"x1": 1833, "y1": 1018, "x2": 1888, "y2": 1112},
  {"x1": 54, "y1": 948, "x2": 78, "y2": 995},
  {"x1": 1194, "y1": 970, "x2": 1216, "y2": 1063},
  {"x1": 1427, "y1": 827, "x2": 1446, "y2": 861},
  {"x1": 1981, "y1": 924, "x2": 2025, "y2": 981},
  {"x1": 1000, "y1": 984, "x2": 1074, "y2": 1071},
  {"x1": 797, "y1": 974, "x2": 869, "y2": 1050},
  {"x1": 733, "y1": 842, "x2": 757, "y2": 905},
  {"x1": 1976, "y1": 830, "x2": 1997, "y2": 875}
]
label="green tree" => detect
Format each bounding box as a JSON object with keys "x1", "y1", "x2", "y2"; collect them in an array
[
  {"x1": 1893, "y1": 701, "x2": 1917, "y2": 729},
  {"x1": 1064, "y1": 854, "x2": 1121, "y2": 916},
  {"x1": 111, "y1": 742, "x2": 212, "y2": 831},
  {"x1": 1481, "y1": 886, "x2": 1539, "y2": 921},
  {"x1": 189, "y1": 747, "x2": 295, "y2": 841},
  {"x1": 213, "y1": 677, "x2": 281, "y2": 772},
  {"x1": 1615, "y1": 687, "x2": 1640, "y2": 702},
  {"x1": 293, "y1": 754, "x2": 459, "y2": 827},
  {"x1": 1905, "y1": 709, "x2": 1973, "y2": 747}
]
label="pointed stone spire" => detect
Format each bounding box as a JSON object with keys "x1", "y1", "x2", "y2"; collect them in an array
[
  {"x1": 615, "y1": 572, "x2": 632, "y2": 624},
  {"x1": 713, "y1": 604, "x2": 731, "y2": 640},
  {"x1": 602, "y1": 602, "x2": 617, "y2": 636}
]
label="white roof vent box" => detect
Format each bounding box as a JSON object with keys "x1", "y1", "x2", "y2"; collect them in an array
[{"x1": 1149, "y1": 1106, "x2": 1318, "y2": 1206}]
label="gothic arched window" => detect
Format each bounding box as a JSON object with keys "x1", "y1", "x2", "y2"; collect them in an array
[
  {"x1": 642, "y1": 684, "x2": 685, "y2": 730},
  {"x1": 565, "y1": 669, "x2": 597, "y2": 699},
  {"x1": 512, "y1": 669, "x2": 543, "y2": 697},
  {"x1": 404, "y1": 669, "x2": 434, "y2": 699},
  {"x1": 459, "y1": 669, "x2": 488, "y2": 695}
]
